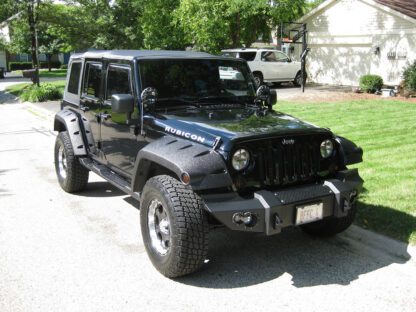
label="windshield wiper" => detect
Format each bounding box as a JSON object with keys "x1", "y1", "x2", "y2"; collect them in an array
[{"x1": 156, "y1": 97, "x2": 201, "y2": 110}]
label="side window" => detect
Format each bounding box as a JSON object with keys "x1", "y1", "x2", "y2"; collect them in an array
[
  {"x1": 276, "y1": 52, "x2": 289, "y2": 62},
  {"x1": 238, "y1": 52, "x2": 256, "y2": 62},
  {"x1": 261, "y1": 51, "x2": 277, "y2": 62},
  {"x1": 106, "y1": 66, "x2": 131, "y2": 100},
  {"x1": 83, "y1": 62, "x2": 102, "y2": 98},
  {"x1": 67, "y1": 62, "x2": 81, "y2": 94}
]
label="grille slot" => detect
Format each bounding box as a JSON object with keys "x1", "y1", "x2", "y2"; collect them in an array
[{"x1": 251, "y1": 137, "x2": 322, "y2": 187}]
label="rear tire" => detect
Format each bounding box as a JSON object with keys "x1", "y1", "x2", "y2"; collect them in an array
[
  {"x1": 293, "y1": 71, "x2": 306, "y2": 87},
  {"x1": 301, "y1": 203, "x2": 357, "y2": 237},
  {"x1": 140, "y1": 175, "x2": 209, "y2": 278},
  {"x1": 54, "y1": 131, "x2": 89, "y2": 193}
]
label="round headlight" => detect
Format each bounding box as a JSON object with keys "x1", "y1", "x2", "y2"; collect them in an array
[
  {"x1": 320, "y1": 139, "x2": 334, "y2": 158},
  {"x1": 232, "y1": 148, "x2": 250, "y2": 171}
]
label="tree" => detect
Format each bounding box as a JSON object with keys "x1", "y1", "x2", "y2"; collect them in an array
[
  {"x1": 175, "y1": 0, "x2": 308, "y2": 54},
  {"x1": 141, "y1": 0, "x2": 186, "y2": 50}
]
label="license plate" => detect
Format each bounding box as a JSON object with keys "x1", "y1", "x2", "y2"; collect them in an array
[{"x1": 295, "y1": 202, "x2": 324, "y2": 225}]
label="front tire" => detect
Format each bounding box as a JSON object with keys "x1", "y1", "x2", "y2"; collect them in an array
[
  {"x1": 54, "y1": 131, "x2": 89, "y2": 193},
  {"x1": 301, "y1": 203, "x2": 357, "y2": 237},
  {"x1": 140, "y1": 175, "x2": 209, "y2": 278}
]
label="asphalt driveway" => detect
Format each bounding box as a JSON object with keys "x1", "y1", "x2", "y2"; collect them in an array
[{"x1": 0, "y1": 79, "x2": 415, "y2": 312}]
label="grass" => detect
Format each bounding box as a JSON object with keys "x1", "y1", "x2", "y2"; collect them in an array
[
  {"x1": 5, "y1": 80, "x2": 65, "y2": 100},
  {"x1": 11, "y1": 68, "x2": 67, "y2": 78},
  {"x1": 275, "y1": 99, "x2": 416, "y2": 245}
]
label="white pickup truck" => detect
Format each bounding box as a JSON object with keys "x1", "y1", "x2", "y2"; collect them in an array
[{"x1": 221, "y1": 48, "x2": 303, "y2": 87}]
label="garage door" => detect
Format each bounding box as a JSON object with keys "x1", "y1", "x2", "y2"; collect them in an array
[{"x1": 307, "y1": 45, "x2": 373, "y2": 85}]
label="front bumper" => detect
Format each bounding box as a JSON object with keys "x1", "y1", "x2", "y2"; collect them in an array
[{"x1": 202, "y1": 169, "x2": 363, "y2": 235}]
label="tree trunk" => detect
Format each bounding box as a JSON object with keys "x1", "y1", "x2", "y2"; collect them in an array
[
  {"x1": 231, "y1": 12, "x2": 241, "y2": 48},
  {"x1": 47, "y1": 54, "x2": 52, "y2": 71},
  {"x1": 27, "y1": 0, "x2": 39, "y2": 85}
]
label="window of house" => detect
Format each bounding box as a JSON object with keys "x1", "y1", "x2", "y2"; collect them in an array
[
  {"x1": 83, "y1": 62, "x2": 102, "y2": 98},
  {"x1": 67, "y1": 62, "x2": 82, "y2": 95},
  {"x1": 106, "y1": 66, "x2": 131, "y2": 100}
]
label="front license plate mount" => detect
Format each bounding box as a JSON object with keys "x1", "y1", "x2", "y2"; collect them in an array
[{"x1": 295, "y1": 202, "x2": 324, "y2": 225}]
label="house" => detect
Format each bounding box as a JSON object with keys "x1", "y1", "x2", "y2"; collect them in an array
[
  {"x1": 290, "y1": 0, "x2": 416, "y2": 86},
  {"x1": 0, "y1": 14, "x2": 69, "y2": 71}
]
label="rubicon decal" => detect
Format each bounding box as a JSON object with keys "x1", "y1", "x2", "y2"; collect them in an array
[{"x1": 165, "y1": 126, "x2": 206, "y2": 143}]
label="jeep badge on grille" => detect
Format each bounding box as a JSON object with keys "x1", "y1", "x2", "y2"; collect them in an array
[{"x1": 282, "y1": 139, "x2": 295, "y2": 145}]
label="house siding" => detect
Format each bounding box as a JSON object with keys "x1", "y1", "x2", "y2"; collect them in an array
[{"x1": 296, "y1": 0, "x2": 416, "y2": 85}]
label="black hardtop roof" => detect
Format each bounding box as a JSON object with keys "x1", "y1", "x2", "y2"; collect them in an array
[{"x1": 70, "y1": 50, "x2": 221, "y2": 61}]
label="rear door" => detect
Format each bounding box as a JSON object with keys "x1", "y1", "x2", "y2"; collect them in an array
[
  {"x1": 79, "y1": 61, "x2": 103, "y2": 153},
  {"x1": 100, "y1": 63, "x2": 142, "y2": 176}
]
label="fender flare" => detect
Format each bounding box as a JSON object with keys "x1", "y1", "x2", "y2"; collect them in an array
[
  {"x1": 53, "y1": 109, "x2": 96, "y2": 156},
  {"x1": 336, "y1": 136, "x2": 363, "y2": 166},
  {"x1": 131, "y1": 136, "x2": 233, "y2": 192}
]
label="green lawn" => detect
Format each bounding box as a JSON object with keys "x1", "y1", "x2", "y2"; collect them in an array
[{"x1": 276, "y1": 99, "x2": 416, "y2": 244}]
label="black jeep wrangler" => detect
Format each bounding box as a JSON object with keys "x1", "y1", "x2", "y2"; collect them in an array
[{"x1": 54, "y1": 50, "x2": 363, "y2": 277}]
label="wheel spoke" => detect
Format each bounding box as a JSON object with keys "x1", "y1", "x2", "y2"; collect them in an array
[{"x1": 147, "y1": 199, "x2": 171, "y2": 255}]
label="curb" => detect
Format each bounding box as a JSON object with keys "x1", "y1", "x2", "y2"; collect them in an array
[{"x1": 340, "y1": 225, "x2": 416, "y2": 263}]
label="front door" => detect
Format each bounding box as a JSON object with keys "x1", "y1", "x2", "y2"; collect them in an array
[{"x1": 100, "y1": 63, "x2": 142, "y2": 176}]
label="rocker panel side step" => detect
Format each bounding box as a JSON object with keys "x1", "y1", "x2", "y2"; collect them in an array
[{"x1": 79, "y1": 158, "x2": 141, "y2": 201}]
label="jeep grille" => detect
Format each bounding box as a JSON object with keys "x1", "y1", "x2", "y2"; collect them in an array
[{"x1": 233, "y1": 134, "x2": 335, "y2": 189}]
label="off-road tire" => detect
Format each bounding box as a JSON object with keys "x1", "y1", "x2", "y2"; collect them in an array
[
  {"x1": 301, "y1": 202, "x2": 357, "y2": 237},
  {"x1": 140, "y1": 175, "x2": 209, "y2": 278},
  {"x1": 253, "y1": 72, "x2": 263, "y2": 87},
  {"x1": 54, "y1": 131, "x2": 89, "y2": 193}
]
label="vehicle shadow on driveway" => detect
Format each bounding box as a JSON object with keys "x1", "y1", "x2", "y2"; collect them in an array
[
  {"x1": 177, "y1": 208, "x2": 412, "y2": 289},
  {"x1": 74, "y1": 182, "x2": 412, "y2": 289}
]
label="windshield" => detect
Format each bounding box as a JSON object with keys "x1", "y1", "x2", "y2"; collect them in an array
[{"x1": 138, "y1": 58, "x2": 256, "y2": 106}]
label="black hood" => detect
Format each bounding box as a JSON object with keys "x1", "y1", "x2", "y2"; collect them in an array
[{"x1": 146, "y1": 107, "x2": 332, "y2": 152}]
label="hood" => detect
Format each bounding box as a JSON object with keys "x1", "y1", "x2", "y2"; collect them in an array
[{"x1": 147, "y1": 107, "x2": 331, "y2": 151}]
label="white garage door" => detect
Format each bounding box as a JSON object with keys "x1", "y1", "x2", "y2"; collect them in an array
[{"x1": 307, "y1": 45, "x2": 373, "y2": 86}]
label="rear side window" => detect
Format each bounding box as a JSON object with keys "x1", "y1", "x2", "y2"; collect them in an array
[
  {"x1": 106, "y1": 66, "x2": 131, "y2": 100},
  {"x1": 83, "y1": 62, "x2": 102, "y2": 98},
  {"x1": 238, "y1": 52, "x2": 256, "y2": 61},
  {"x1": 67, "y1": 62, "x2": 81, "y2": 94}
]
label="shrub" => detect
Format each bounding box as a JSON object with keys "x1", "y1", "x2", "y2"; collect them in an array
[
  {"x1": 9, "y1": 62, "x2": 33, "y2": 71},
  {"x1": 9, "y1": 61, "x2": 62, "y2": 71},
  {"x1": 359, "y1": 74, "x2": 383, "y2": 93},
  {"x1": 402, "y1": 61, "x2": 416, "y2": 92},
  {"x1": 60, "y1": 64, "x2": 68, "y2": 70},
  {"x1": 20, "y1": 83, "x2": 63, "y2": 102}
]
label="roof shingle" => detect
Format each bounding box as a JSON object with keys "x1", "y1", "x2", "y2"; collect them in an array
[{"x1": 374, "y1": 0, "x2": 416, "y2": 20}]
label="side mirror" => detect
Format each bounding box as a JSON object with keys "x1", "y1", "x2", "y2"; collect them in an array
[
  {"x1": 287, "y1": 58, "x2": 292, "y2": 63},
  {"x1": 141, "y1": 87, "x2": 158, "y2": 111},
  {"x1": 111, "y1": 94, "x2": 134, "y2": 113}
]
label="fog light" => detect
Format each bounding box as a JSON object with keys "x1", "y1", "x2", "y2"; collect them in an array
[{"x1": 232, "y1": 212, "x2": 256, "y2": 227}]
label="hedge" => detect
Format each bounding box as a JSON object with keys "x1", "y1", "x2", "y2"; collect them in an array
[
  {"x1": 359, "y1": 74, "x2": 383, "y2": 93},
  {"x1": 9, "y1": 61, "x2": 62, "y2": 71}
]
